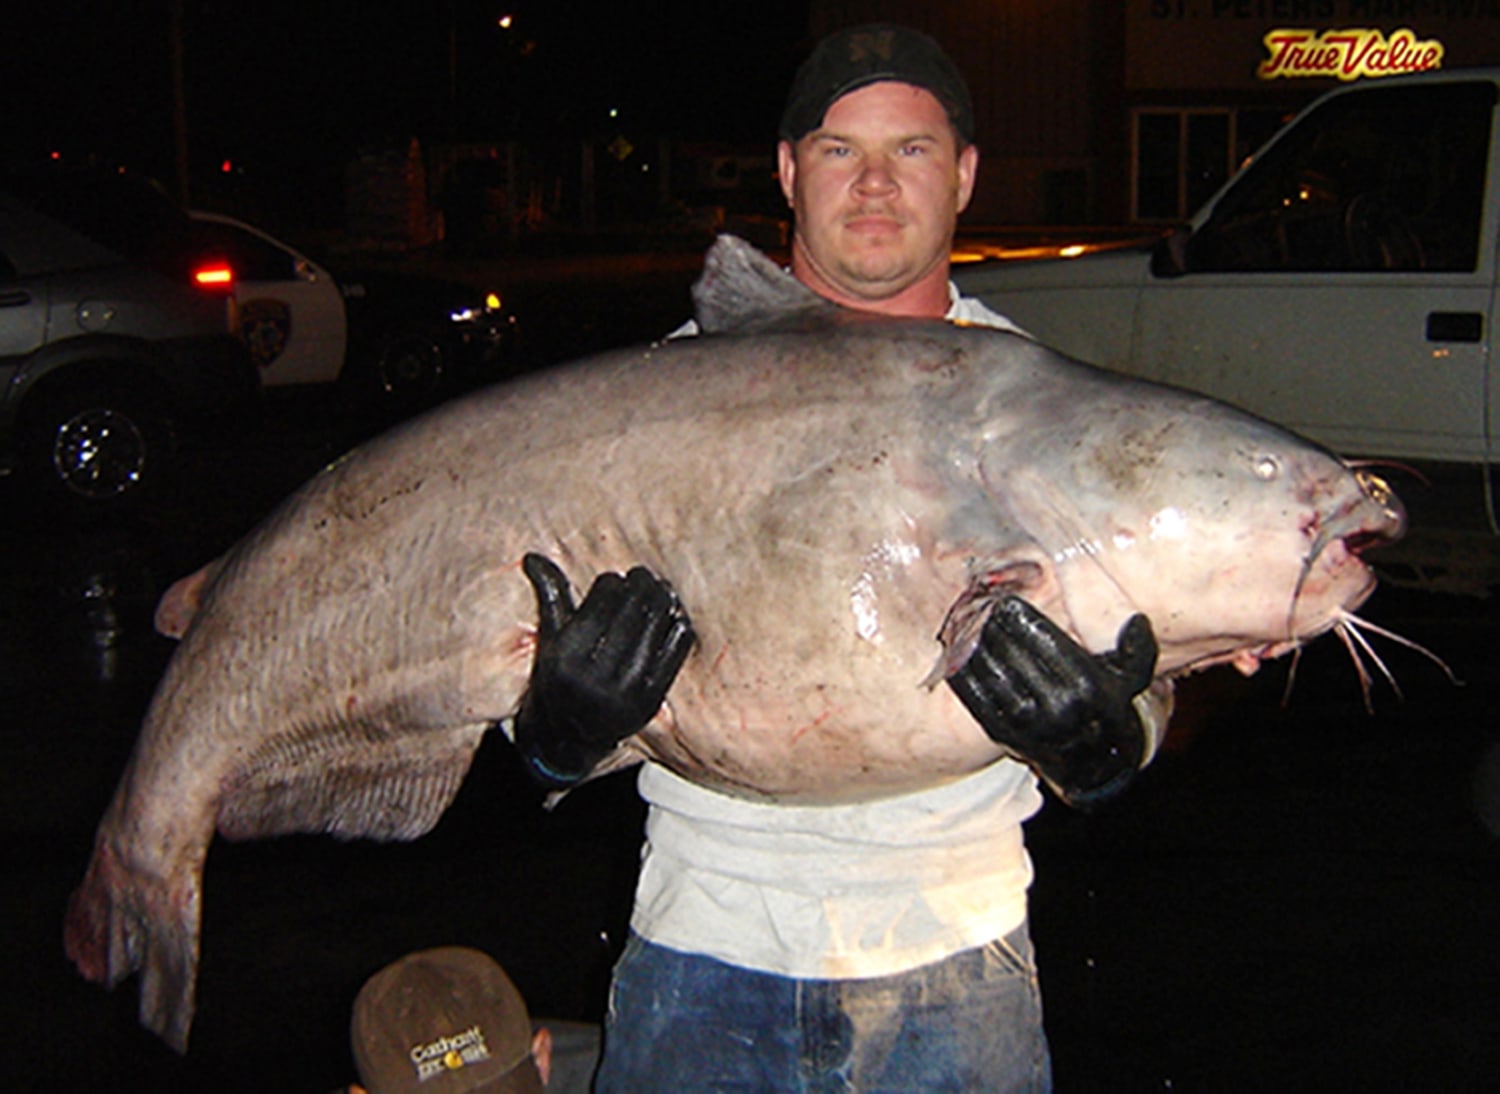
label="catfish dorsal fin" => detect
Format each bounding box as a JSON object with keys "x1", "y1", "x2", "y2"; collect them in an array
[{"x1": 691, "y1": 234, "x2": 836, "y2": 334}]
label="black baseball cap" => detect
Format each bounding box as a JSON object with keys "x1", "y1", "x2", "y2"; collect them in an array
[{"x1": 779, "y1": 24, "x2": 975, "y2": 144}]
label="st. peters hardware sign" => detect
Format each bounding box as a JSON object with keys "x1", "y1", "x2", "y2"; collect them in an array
[{"x1": 1258, "y1": 27, "x2": 1444, "y2": 79}]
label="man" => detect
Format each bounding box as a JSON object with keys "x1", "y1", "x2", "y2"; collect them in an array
[{"x1": 513, "y1": 24, "x2": 1167, "y2": 1091}]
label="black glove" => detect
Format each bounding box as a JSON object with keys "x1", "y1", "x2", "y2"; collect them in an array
[
  {"x1": 513, "y1": 553, "x2": 695, "y2": 789},
  {"x1": 947, "y1": 597, "x2": 1157, "y2": 811}
]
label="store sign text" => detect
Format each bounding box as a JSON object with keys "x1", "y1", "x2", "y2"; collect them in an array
[{"x1": 1257, "y1": 27, "x2": 1444, "y2": 81}]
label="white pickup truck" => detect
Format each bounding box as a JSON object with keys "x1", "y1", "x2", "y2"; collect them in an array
[{"x1": 956, "y1": 69, "x2": 1500, "y2": 594}]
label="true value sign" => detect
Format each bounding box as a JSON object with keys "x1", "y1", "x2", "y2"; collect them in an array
[{"x1": 1257, "y1": 27, "x2": 1444, "y2": 81}]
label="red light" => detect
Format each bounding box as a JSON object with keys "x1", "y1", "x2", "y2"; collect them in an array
[
  {"x1": 221, "y1": 159, "x2": 233, "y2": 174},
  {"x1": 193, "y1": 262, "x2": 235, "y2": 291}
]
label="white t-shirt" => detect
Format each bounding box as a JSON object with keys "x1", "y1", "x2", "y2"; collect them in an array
[
  {"x1": 944, "y1": 285, "x2": 1031, "y2": 334},
  {"x1": 632, "y1": 286, "x2": 1044, "y2": 979},
  {"x1": 632, "y1": 760, "x2": 1042, "y2": 978}
]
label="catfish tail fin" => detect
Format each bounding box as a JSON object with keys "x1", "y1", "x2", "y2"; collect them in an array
[{"x1": 64, "y1": 840, "x2": 202, "y2": 1053}]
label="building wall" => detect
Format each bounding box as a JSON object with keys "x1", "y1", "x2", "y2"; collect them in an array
[{"x1": 808, "y1": 1, "x2": 1500, "y2": 226}]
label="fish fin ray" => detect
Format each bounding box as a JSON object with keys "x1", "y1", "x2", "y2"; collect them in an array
[
  {"x1": 691, "y1": 235, "x2": 835, "y2": 334},
  {"x1": 154, "y1": 558, "x2": 224, "y2": 639},
  {"x1": 924, "y1": 556, "x2": 1056, "y2": 687},
  {"x1": 217, "y1": 725, "x2": 487, "y2": 842}
]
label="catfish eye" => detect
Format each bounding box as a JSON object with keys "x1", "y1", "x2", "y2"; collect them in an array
[{"x1": 1252, "y1": 454, "x2": 1282, "y2": 481}]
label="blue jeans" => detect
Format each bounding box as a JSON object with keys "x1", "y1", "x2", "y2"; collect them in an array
[{"x1": 594, "y1": 926, "x2": 1051, "y2": 1092}]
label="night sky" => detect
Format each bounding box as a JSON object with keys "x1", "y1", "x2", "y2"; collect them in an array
[{"x1": 6, "y1": 1, "x2": 811, "y2": 223}]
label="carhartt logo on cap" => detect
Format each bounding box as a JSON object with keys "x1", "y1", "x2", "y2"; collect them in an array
[{"x1": 409, "y1": 1024, "x2": 492, "y2": 1081}]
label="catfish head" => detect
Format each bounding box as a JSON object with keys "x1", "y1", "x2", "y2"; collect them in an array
[{"x1": 944, "y1": 365, "x2": 1407, "y2": 684}]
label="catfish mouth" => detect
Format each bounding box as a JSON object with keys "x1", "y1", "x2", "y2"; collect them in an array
[
  {"x1": 1330, "y1": 467, "x2": 1408, "y2": 554},
  {"x1": 1193, "y1": 467, "x2": 1408, "y2": 681},
  {"x1": 933, "y1": 470, "x2": 1416, "y2": 692},
  {"x1": 1290, "y1": 465, "x2": 1406, "y2": 620}
]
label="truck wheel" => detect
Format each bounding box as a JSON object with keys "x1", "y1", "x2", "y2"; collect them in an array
[{"x1": 19, "y1": 382, "x2": 175, "y2": 515}]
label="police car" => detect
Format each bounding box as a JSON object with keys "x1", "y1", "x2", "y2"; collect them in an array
[{"x1": 190, "y1": 212, "x2": 520, "y2": 416}]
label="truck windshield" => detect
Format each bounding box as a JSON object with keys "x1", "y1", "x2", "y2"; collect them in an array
[{"x1": 1185, "y1": 81, "x2": 1495, "y2": 274}]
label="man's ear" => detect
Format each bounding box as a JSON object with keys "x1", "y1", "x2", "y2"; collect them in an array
[
  {"x1": 777, "y1": 140, "x2": 797, "y2": 208},
  {"x1": 956, "y1": 142, "x2": 978, "y2": 214},
  {"x1": 530, "y1": 1026, "x2": 553, "y2": 1086}
]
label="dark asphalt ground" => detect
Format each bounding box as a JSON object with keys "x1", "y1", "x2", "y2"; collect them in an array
[{"x1": 3, "y1": 255, "x2": 1498, "y2": 1092}]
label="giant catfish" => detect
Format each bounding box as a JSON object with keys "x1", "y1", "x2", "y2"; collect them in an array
[{"x1": 65, "y1": 235, "x2": 1407, "y2": 1051}]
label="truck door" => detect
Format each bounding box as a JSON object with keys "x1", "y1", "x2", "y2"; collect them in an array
[{"x1": 1131, "y1": 80, "x2": 1496, "y2": 468}]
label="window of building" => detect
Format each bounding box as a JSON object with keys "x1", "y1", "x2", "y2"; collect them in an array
[
  {"x1": 1131, "y1": 107, "x2": 1301, "y2": 224},
  {"x1": 1132, "y1": 109, "x2": 1232, "y2": 221}
]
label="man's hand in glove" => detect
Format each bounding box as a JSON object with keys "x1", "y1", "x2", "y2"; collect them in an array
[
  {"x1": 513, "y1": 553, "x2": 695, "y2": 789},
  {"x1": 947, "y1": 597, "x2": 1157, "y2": 810}
]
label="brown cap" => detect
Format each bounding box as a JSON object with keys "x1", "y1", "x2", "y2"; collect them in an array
[
  {"x1": 779, "y1": 24, "x2": 975, "y2": 144},
  {"x1": 351, "y1": 947, "x2": 543, "y2": 1094}
]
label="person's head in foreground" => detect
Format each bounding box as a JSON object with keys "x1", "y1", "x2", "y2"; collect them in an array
[{"x1": 350, "y1": 946, "x2": 551, "y2": 1093}]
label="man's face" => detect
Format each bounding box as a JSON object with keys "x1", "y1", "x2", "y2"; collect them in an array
[{"x1": 778, "y1": 81, "x2": 977, "y2": 311}]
